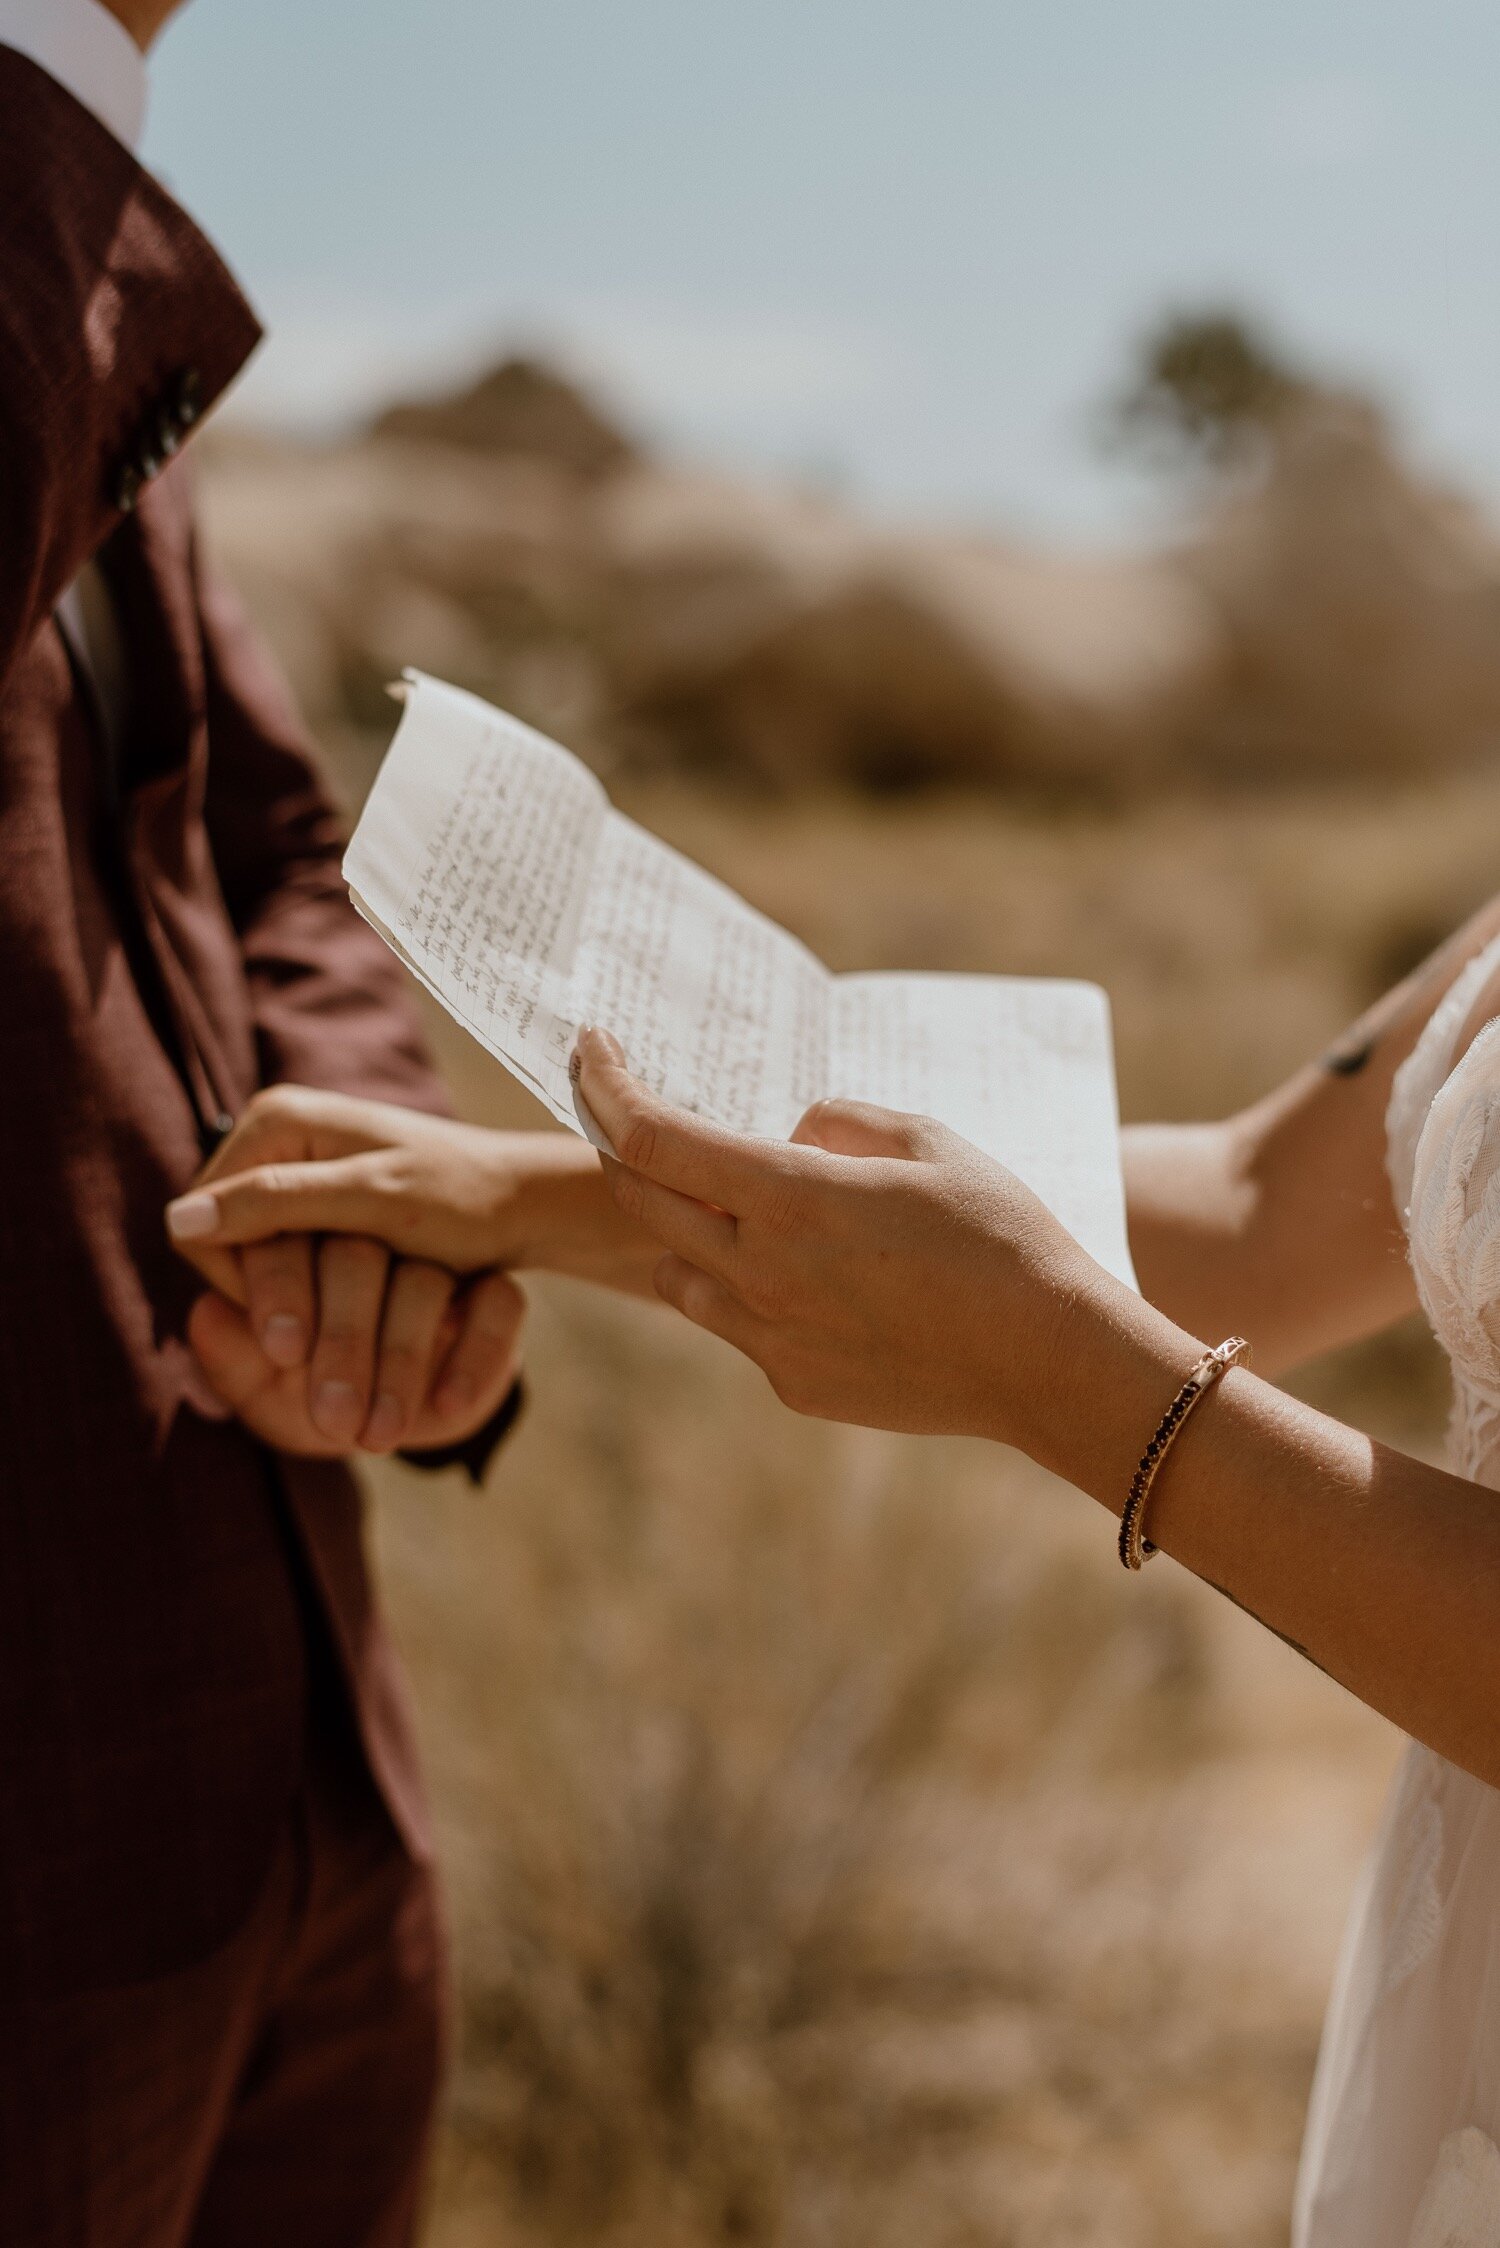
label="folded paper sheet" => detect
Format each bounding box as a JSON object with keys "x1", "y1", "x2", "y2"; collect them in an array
[{"x1": 345, "y1": 674, "x2": 1138, "y2": 1288}]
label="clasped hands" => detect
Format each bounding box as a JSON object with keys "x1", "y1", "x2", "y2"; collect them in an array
[
  {"x1": 168, "y1": 1038, "x2": 1124, "y2": 1468},
  {"x1": 171, "y1": 1099, "x2": 530, "y2": 1460}
]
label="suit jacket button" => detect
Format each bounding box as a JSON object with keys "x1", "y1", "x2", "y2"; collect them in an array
[
  {"x1": 172, "y1": 367, "x2": 204, "y2": 428},
  {"x1": 114, "y1": 461, "x2": 142, "y2": 514},
  {"x1": 198, "y1": 1111, "x2": 237, "y2": 1156}
]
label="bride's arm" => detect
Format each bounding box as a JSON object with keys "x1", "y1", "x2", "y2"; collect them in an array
[
  {"x1": 1124, "y1": 898, "x2": 1500, "y2": 1374},
  {"x1": 571, "y1": 1028, "x2": 1500, "y2": 1791},
  {"x1": 166, "y1": 1090, "x2": 665, "y2": 1303}
]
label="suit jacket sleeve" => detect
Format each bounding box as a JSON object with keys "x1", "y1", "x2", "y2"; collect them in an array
[
  {"x1": 195, "y1": 558, "x2": 523, "y2": 1482},
  {"x1": 195, "y1": 555, "x2": 450, "y2": 1112}
]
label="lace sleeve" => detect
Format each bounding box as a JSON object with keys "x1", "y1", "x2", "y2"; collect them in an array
[
  {"x1": 1387, "y1": 934, "x2": 1500, "y2": 1225},
  {"x1": 1404, "y1": 1016, "x2": 1500, "y2": 1411}
]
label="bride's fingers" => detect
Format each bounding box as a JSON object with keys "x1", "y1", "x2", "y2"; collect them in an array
[
  {"x1": 166, "y1": 1153, "x2": 486, "y2": 1272},
  {"x1": 574, "y1": 1027, "x2": 794, "y2": 1216},
  {"x1": 191, "y1": 1086, "x2": 393, "y2": 1187},
  {"x1": 599, "y1": 1155, "x2": 739, "y2": 1277},
  {"x1": 192, "y1": 1105, "x2": 313, "y2": 1189},
  {"x1": 170, "y1": 1155, "x2": 408, "y2": 1254},
  {"x1": 652, "y1": 1253, "x2": 771, "y2": 1362}
]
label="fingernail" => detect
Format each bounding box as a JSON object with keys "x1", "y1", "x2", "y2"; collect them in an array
[
  {"x1": 576, "y1": 1025, "x2": 625, "y2": 1067},
  {"x1": 167, "y1": 1192, "x2": 219, "y2": 1240},
  {"x1": 312, "y1": 1380, "x2": 364, "y2": 1439},
  {"x1": 362, "y1": 1392, "x2": 404, "y2": 1451},
  {"x1": 434, "y1": 1376, "x2": 474, "y2": 1420},
  {"x1": 262, "y1": 1313, "x2": 306, "y2": 1367}
]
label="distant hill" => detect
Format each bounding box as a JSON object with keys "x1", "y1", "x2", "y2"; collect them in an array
[
  {"x1": 371, "y1": 356, "x2": 637, "y2": 479},
  {"x1": 200, "y1": 351, "x2": 1500, "y2": 791}
]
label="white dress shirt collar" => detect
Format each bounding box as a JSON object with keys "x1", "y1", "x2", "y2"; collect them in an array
[{"x1": 0, "y1": 0, "x2": 147, "y2": 152}]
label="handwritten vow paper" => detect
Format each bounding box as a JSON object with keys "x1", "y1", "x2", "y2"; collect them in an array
[{"x1": 344, "y1": 673, "x2": 1138, "y2": 1287}]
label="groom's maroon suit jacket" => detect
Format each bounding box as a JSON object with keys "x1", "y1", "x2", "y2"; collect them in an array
[{"x1": 0, "y1": 51, "x2": 503, "y2": 1999}]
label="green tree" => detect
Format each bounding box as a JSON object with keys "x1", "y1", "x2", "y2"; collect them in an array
[{"x1": 1104, "y1": 309, "x2": 1310, "y2": 472}]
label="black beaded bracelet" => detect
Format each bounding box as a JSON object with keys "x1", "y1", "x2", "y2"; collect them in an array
[{"x1": 1118, "y1": 1337, "x2": 1251, "y2": 1571}]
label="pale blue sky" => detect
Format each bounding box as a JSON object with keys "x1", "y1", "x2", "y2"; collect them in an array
[{"x1": 146, "y1": 0, "x2": 1500, "y2": 540}]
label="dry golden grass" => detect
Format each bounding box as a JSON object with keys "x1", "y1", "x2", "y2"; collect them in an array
[{"x1": 334, "y1": 750, "x2": 1492, "y2": 2247}]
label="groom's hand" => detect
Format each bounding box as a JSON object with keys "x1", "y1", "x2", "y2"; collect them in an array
[{"x1": 186, "y1": 1246, "x2": 524, "y2": 1458}]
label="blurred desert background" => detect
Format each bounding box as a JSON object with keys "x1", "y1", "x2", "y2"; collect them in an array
[{"x1": 189, "y1": 302, "x2": 1500, "y2": 2247}]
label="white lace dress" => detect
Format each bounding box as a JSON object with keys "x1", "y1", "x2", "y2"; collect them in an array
[{"x1": 1293, "y1": 935, "x2": 1500, "y2": 2248}]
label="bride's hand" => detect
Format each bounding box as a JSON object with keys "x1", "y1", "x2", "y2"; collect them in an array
[
  {"x1": 164, "y1": 1085, "x2": 665, "y2": 1301},
  {"x1": 573, "y1": 1026, "x2": 1119, "y2": 1448}
]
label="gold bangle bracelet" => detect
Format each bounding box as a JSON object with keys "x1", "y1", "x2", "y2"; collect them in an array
[{"x1": 1118, "y1": 1337, "x2": 1251, "y2": 1572}]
